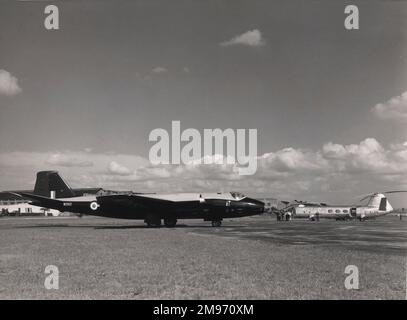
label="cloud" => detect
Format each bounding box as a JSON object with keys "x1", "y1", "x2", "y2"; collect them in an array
[
  {"x1": 45, "y1": 153, "x2": 94, "y2": 167},
  {"x1": 0, "y1": 139, "x2": 406, "y2": 206},
  {"x1": 118, "y1": 138, "x2": 407, "y2": 202},
  {"x1": 371, "y1": 91, "x2": 407, "y2": 123},
  {"x1": 321, "y1": 138, "x2": 391, "y2": 173},
  {"x1": 259, "y1": 148, "x2": 328, "y2": 173},
  {"x1": 220, "y1": 29, "x2": 265, "y2": 47},
  {"x1": 151, "y1": 67, "x2": 168, "y2": 74},
  {"x1": 390, "y1": 141, "x2": 407, "y2": 162},
  {"x1": 0, "y1": 69, "x2": 22, "y2": 96},
  {"x1": 107, "y1": 161, "x2": 132, "y2": 176},
  {"x1": 98, "y1": 138, "x2": 407, "y2": 195},
  {"x1": 0, "y1": 150, "x2": 149, "y2": 189}
]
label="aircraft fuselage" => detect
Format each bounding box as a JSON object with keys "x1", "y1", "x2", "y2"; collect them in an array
[{"x1": 26, "y1": 192, "x2": 264, "y2": 222}]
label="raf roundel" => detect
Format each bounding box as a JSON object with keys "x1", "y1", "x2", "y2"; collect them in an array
[{"x1": 90, "y1": 202, "x2": 100, "y2": 211}]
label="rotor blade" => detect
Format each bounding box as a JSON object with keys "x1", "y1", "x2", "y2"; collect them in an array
[
  {"x1": 384, "y1": 190, "x2": 407, "y2": 194},
  {"x1": 357, "y1": 190, "x2": 407, "y2": 197},
  {"x1": 358, "y1": 190, "x2": 407, "y2": 201},
  {"x1": 359, "y1": 195, "x2": 374, "y2": 202},
  {"x1": 356, "y1": 192, "x2": 375, "y2": 199}
]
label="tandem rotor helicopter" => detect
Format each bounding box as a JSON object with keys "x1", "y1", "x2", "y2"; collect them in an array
[{"x1": 272, "y1": 191, "x2": 407, "y2": 221}]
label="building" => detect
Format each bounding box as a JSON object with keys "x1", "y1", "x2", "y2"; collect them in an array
[{"x1": 0, "y1": 198, "x2": 60, "y2": 217}]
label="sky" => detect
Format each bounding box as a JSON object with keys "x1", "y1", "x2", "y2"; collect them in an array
[{"x1": 0, "y1": 0, "x2": 406, "y2": 207}]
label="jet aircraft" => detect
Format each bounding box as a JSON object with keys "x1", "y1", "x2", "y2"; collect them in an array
[{"x1": 14, "y1": 171, "x2": 265, "y2": 227}]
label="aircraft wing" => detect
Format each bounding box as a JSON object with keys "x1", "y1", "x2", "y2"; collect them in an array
[
  {"x1": 96, "y1": 194, "x2": 177, "y2": 211},
  {"x1": 15, "y1": 192, "x2": 177, "y2": 212}
]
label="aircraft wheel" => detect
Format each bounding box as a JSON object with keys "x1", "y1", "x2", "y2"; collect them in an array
[
  {"x1": 211, "y1": 220, "x2": 222, "y2": 227},
  {"x1": 145, "y1": 216, "x2": 161, "y2": 228},
  {"x1": 164, "y1": 218, "x2": 177, "y2": 228}
]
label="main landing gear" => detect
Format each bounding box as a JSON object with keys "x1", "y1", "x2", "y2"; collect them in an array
[
  {"x1": 164, "y1": 217, "x2": 177, "y2": 228},
  {"x1": 211, "y1": 220, "x2": 222, "y2": 227},
  {"x1": 145, "y1": 216, "x2": 161, "y2": 228},
  {"x1": 145, "y1": 216, "x2": 178, "y2": 228}
]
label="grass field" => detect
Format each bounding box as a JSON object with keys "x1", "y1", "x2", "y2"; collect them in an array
[{"x1": 0, "y1": 215, "x2": 405, "y2": 299}]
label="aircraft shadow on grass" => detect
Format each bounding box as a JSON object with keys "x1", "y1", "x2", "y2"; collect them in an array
[{"x1": 10, "y1": 223, "x2": 245, "y2": 230}]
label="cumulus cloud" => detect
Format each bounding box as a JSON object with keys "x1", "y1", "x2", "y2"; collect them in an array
[
  {"x1": 0, "y1": 69, "x2": 22, "y2": 96},
  {"x1": 46, "y1": 153, "x2": 93, "y2": 167},
  {"x1": 390, "y1": 141, "x2": 407, "y2": 162},
  {"x1": 151, "y1": 67, "x2": 168, "y2": 74},
  {"x1": 1, "y1": 139, "x2": 406, "y2": 205},
  {"x1": 322, "y1": 142, "x2": 347, "y2": 159},
  {"x1": 371, "y1": 91, "x2": 407, "y2": 123},
  {"x1": 259, "y1": 148, "x2": 328, "y2": 173},
  {"x1": 321, "y1": 138, "x2": 393, "y2": 174},
  {"x1": 220, "y1": 29, "x2": 265, "y2": 47},
  {"x1": 107, "y1": 161, "x2": 132, "y2": 176},
  {"x1": 96, "y1": 138, "x2": 407, "y2": 197},
  {"x1": 116, "y1": 138, "x2": 407, "y2": 201},
  {"x1": 0, "y1": 151, "x2": 149, "y2": 189}
]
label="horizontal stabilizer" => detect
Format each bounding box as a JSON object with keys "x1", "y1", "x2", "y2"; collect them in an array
[{"x1": 17, "y1": 192, "x2": 63, "y2": 210}]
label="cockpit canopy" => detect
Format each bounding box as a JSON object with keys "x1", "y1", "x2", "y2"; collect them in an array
[{"x1": 230, "y1": 192, "x2": 246, "y2": 200}]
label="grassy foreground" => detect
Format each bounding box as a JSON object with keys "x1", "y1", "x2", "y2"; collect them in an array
[{"x1": 0, "y1": 216, "x2": 405, "y2": 299}]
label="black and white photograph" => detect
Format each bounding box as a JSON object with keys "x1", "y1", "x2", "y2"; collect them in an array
[{"x1": 0, "y1": 0, "x2": 406, "y2": 304}]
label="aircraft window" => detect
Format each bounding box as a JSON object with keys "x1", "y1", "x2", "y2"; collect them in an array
[
  {"x1": 230, "y1": 192, "x2": 246, "y2": 200},
  {"x1": 335, "y1": 209, "x2": 341, "y2": 213},
  {"x1": 328, "y1": 209, "x2": 333, "y2": 213},
  {"x1": 343, "y1": 209, "x2": 348, "y2": 213}
]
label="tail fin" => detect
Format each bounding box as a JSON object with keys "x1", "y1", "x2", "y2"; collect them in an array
[
  {"x1": 33, "y1": 171, "x2": 75, "y2": 198},
  {"x1": 367, "y1": 193, "x2": 393, "y2": 212}
]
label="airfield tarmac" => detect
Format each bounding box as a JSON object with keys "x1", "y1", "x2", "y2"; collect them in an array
[{"x1": 0, "y1": 215, "x2": 405, "y2": 299}]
